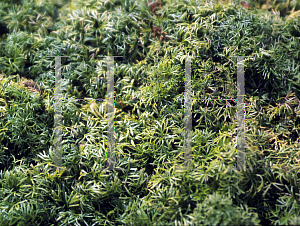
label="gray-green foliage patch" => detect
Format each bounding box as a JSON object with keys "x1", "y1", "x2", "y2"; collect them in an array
[{"x1": 190, "y1": 191, "x2": 261, "y2": 225}]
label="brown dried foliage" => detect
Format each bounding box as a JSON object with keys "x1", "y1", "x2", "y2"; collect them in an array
[
  {"x1": 241, "y1": 1, "x2": 252, "y2": 9},
  {"x1": 22, "y1": 79, "x2": 46, "y2": 100},
  {"x1": 146, "y1": 0, "x2": 162, "y2": 15},
  {"x1": 152, "y1": 25, "x2": 169, "y2": 42}
]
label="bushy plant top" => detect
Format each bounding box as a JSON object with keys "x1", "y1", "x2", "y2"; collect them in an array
[{"x1": 0, "y1": 0, "x2": 300, "y2": 225}]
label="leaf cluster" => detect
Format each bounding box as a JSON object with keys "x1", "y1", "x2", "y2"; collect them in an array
[{"x1": 0, "y1": 0, "x2": 300, "y2": 225}]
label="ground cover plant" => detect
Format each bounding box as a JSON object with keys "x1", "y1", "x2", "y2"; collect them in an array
[{"x1": 0, "y1": 0, "x2": 300, "y2": 225}]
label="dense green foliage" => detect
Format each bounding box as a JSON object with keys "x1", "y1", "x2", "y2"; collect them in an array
[{"x1": 0, "y1": 0, "x2": 300, "y2": 225}]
